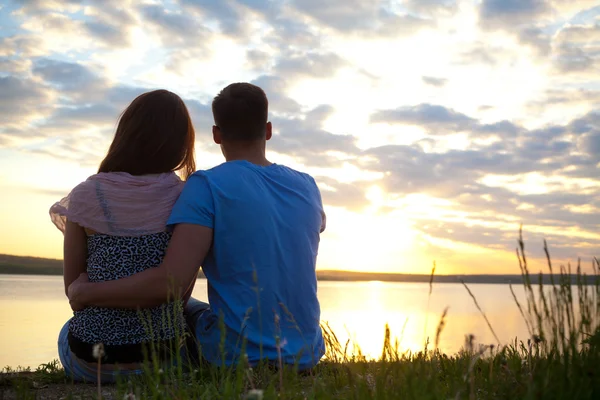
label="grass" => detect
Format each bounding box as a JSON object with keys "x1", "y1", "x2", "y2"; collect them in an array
[{"x1": 2, "y1": 231, "x2": 599, "y2": 399}]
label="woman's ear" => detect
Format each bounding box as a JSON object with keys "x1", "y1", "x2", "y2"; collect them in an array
[{"x1": 212, "y1": 125, "x2": 222, "y2": 144}]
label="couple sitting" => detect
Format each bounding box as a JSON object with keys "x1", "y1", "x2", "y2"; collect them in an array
[{"x1": 50, "y1": 83, "x2": 326, "y2": 383}]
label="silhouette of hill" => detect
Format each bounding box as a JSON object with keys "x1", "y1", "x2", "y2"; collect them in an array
[
  {"x1": 0, "y1": 254, "x2": 595, "y2": 285},
  {"x1": 0, "y1": 254, "x2": 64, "y2": 275}
]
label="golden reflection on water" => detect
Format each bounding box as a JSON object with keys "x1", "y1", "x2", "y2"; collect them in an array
[
  {"x1": 317, "y1": 280, "x2": 530, "y2": 358},
  {"x1": 0, "y1": 276, "x2": 532, "y2": 368},
  {"x1": 0, "y1": 276, "x2": 74, "y2": 369}
]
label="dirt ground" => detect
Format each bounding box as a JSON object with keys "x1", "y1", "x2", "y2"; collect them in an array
[
  {"x1": 0, "y1": 372, "x2": 118, "y2": 400},
  {"x1": 1, "y1": 384, "x2": 120, "y2": 400}
]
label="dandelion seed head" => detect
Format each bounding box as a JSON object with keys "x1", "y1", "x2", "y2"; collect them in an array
[
  {"x1": 246, "y1": 389, "x2": 264, "y2": 400},
  {"x1": 92, "y1": 343, "x2": 105, "y2": 360}
]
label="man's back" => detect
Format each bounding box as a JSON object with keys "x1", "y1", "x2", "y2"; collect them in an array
[{"x1": 168, "y1": 160, "x2": 325, "y2": 369}]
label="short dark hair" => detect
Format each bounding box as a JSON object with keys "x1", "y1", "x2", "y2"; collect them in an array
[
  {"x1": 99, "y1": 89, "x2": 196, "y2": 179},
  {"x1": 212, "y1": 83, "x2": 268, "y2": 141}
]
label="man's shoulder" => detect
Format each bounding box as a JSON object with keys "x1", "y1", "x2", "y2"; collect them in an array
[
  {"x1": 192, "y1": 162, "x2": 316, "y2": 182},
  {"x1": 187, "y1": 163, "x2": 231, "y2": 181},
  {"x1": 275, "y1": 164, "x2": 317, "y2": 184}
]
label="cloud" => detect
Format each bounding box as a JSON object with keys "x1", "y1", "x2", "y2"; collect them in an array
[
  {"x1": 518, "y1": 27, "x2": 552, "y2": 56},
  {"x1": 572, "y1": 111, "x2": 600, "y2": 160},
  {"x1": 185, "y1": 99, "x2": 214, "y2": 139},
  {"x1": 404, "y1": 0, "x2": 457, "y2": 14},
  {"x1": 479, "y1": 0, "x2": 551, "y2": 30},
  {"x1": 579, "y1": 130, "x2": 600, "y2": 160},
  {"x1": 290, "y1": 0, "x2": 381, "y2": 32},
  {"x1": 274, "y1": 52, "x2": 347, "y2": 80},
  {"x1": 371, "y1": 104, "x2": 477, "y2": 134},
  {"x1": 552, "y1": 23, "x2": 600, "y2": 74},
  {"x1": 0, "y1": 34, "x2": 46, "y2": 57},
  {"x1": 0, "y1": 57, "x2": 31, "y2": 74},
  {"x1": 246, "y1": 49, "x2": 271, "y2": 70},
  {"x1": 139, "y1": 4, "x2": 211, "y2": 47},
  {"x1": 422, "y1": 76, "x2": 448, "y2": 87},
  {"x1": 371, "y1": 103, "x2": 526, "y2": 140},
  {"x1": 358, "y1": 109, "x2": 597, "y2": 207},
  {"x1": 271, "y1": 104, "x2": 359, "y2": 165},
  {"x1": 554, "y1": 42, "x2": 597, "y2": 73},
  {"x1": 290, "y1": 0, "x2": 434, "y2": 37},
  {"x1": 14, "y1": 4, "x2": 134, "y2": 50},
  {"x1": 556, "y1": 22, "x2": 600, "y2": 43},
  {"x1": 82, "y1": 6, "x2": 134, "y2": 48},
  {"x1": 456, "y1": 42, "x2": 505, "y2": 65},
  {"x1": 533, "y1": 89, "x2": 600, "y2": 106},
  {"x1": 250, "y1": 75, "x2": 302, "y2": 115},
  {"x1": 264, "y1": 17, "x2": 321, "y2": 49},
  {"x1": 478, "y1": 120, "x2": 522, "y2": 137},
  {"x1": 0, "y1": 76, "x2": 54, "y2": 128},
  {"x1": 49, "y1": 104, "x2": 119, "y2": 128},
  {"x1": 179, "y1": 0, "x2": 245, "y2": 35},
  {"x1": 32, "y1": 58, "x2": 104, "y2": 94},
  {"x1": 352, "y1": 126, "x2": 599, "y2": 259},
  {"x1": 375, "y1": 12, "x2": 435, "y2": 37},
  {"x1": 11, "y1": 0, "x2": 83, "y2": 14},
  {"x1": 316, "y1": 176, "x2": 369, "y2": 211}
]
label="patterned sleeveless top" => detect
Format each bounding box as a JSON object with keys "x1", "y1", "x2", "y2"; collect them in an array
[{"x1": 69, "y1": 232, "x2": 185, "y2": 346}]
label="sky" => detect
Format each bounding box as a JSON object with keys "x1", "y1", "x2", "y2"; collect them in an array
[{"x1": 0, "y1": 0, "x2": 599, "y2": 274}]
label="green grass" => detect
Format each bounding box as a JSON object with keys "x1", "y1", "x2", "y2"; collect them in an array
[{"x1": 2, "y1": 231, "x2": 599, "y2": 399}]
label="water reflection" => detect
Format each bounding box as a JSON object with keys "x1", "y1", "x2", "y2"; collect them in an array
[
  {"x1": 317, "y1": 280, "x2": 531, "y2": 357},
  {"x1": 0, "y1": 275, "x2": 535, "y2": 369},
  {"x1": 0, "y1": 276, "x2": 73, "y2": 369}
]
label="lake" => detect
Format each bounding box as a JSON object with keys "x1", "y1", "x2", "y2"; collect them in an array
[{"x1": 0, "y1": 274, "x2": 533, "y2": 369}]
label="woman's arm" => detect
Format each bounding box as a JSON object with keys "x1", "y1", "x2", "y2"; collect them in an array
[{"x1": 63, "y1": 220, "x2": 88, "y2": 296}]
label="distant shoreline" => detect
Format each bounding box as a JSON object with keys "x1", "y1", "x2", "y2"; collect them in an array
[{"x1": 1, "y1": 253, "x2": 597, "y2": 285}]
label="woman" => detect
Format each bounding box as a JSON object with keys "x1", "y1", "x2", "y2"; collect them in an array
[{"x1": 50, "y1": 89, "x2": 196, "y2": 383}]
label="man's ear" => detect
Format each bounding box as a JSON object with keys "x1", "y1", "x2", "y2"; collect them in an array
[
  {"x1": 212, "y1": 125, "x2": 222, "y2": 144},
  {"x1": 265, "y1": 121, "x2": 272, "y2": 141}
]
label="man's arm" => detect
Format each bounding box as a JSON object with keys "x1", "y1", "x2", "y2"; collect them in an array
[{"x1": 68, "y1": 224, "x2": 212, "y2": 309}]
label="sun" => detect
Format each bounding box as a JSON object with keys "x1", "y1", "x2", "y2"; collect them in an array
[{"x1": 317, "y1": 187, "x2": 420, "y2": 273}]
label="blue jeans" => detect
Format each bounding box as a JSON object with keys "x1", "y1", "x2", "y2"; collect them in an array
[{"x1": 183, "y1": 298, "x2": 211, "y2": 365}]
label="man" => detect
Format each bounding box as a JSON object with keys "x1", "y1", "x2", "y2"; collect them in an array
[{"x1": 68, "y1": 82, "x2": 326, "y2": 370}]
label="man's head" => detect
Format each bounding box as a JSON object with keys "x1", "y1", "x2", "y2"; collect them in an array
[{"x1": 211, "y1": 83, "x2": 272, "y2": 147}]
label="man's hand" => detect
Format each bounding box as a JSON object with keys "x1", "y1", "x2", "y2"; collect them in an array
[{"x1": 68, "y1": 272, "x2": 89, "y2": 311}]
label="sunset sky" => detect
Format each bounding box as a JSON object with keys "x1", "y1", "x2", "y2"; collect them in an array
[{"x1": 0, "y1": 0, "x2": 599, "y2": 274}]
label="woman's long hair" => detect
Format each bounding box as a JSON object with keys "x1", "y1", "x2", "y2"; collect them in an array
[{"x1": 98, "y1": 90, "x2": 196, "y2": 179}]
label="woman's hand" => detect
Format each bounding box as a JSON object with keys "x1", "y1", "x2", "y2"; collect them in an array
[{"x1": 68, "y1": 272, "x2": 89, "y2": 311}]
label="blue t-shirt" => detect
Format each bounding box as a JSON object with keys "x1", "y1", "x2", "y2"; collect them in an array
[{"x1": 167, "y1": 161, "x2": 325, "y2": 369}]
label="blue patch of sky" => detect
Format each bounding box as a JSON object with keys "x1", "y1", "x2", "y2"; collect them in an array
[
  {"x1": 544, "y1": 4, "x2": 600, "y2": 34},
  {"x1": 570, "y1": 5, "x2": 600, "y2": 25},
  {"x1": 0, "y1": 3, "x2": 27, "y2": 37}
]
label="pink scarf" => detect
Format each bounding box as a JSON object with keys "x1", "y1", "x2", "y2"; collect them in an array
[{"x1": 50, "y1": 172, "x2": 184, "y2": 236}]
